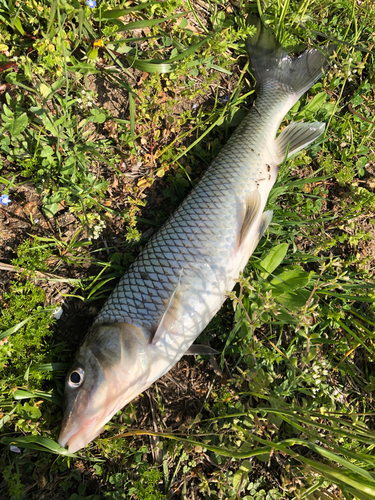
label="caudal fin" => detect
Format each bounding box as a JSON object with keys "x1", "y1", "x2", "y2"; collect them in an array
[{"x1": 246, "y1": 15, "x2": 330, "y2": 99}]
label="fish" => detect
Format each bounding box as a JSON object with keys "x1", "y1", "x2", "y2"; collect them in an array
[{"x1": 59, "y1": 15, "x2": 330, "y2": 453}]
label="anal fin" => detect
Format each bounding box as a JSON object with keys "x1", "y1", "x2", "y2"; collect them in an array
[
  {"x1": 276, "y1": 122, "x2": 325, "y2": 163},
  {"x1": 242, "y1": 209, "x2": 273, "y2": 263},
  {"x1": 259, "y1": 210, "x2": 273, "y2": 238},
  {"x1": 239, "y1": 190, "x2": 261, "y2": 246}
]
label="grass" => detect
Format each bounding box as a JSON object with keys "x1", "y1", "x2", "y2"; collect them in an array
[{"x1": 0, "y1": 0, "x2": 375, "y2": 498}]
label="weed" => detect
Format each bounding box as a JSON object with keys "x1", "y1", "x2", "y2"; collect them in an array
[
  {"x1": 0, "y1": 281, "x2": 55, "y2": 383},
  {"x1": 12, "y1": 238, "x2": 53, "y2": 276}
]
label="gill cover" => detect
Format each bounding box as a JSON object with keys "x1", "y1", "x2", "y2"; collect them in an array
[{"x1": 59, "y1": 322, "x2": 150, "y2": 453}]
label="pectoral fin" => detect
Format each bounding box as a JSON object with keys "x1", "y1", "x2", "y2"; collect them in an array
[{"x1": 150, "y1": 280, "x2": 183, "y2": 345}]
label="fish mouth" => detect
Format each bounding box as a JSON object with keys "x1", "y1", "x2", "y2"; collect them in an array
[
  {"x1": 59, "y1": 397, "x2": 126, "y2": 453},
  {"x1": 59, "y1": 416, "x2": 102, "y2": 453}
]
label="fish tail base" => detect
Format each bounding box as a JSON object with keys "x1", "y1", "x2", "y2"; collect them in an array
[{"x1": 246, "y1": 15, "x2": 330, "y2": 99}]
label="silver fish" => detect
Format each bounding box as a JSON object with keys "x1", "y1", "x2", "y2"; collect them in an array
[{"x1": 59, "y1": 16, "x2": 329, "y2": 453}]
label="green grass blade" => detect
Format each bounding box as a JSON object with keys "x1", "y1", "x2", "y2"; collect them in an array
[
  {"x1": 0, "y1": 436, "x2": 103, "y2": 460},
  {"x1": 13, "y1": 389, "x2": 63, "y2": 407},
  {"x1": 31, "y1": 362, "x2": 70, "y2": 372},
  {"x1": 316, "y1": 291, "x2": 374, "y2": 303},
  {"x1": 336, "y1": 318, "x2": 372, "y2": 354},
  {"x1": 101, "y1": 3, "x2": 162, "y2": 18},
  {"x1": 0, "y1": 308, "x2": 54, "y2": 341},
  {"x1": 106, "y1": 14, "x2": 187, "y2": 32}
]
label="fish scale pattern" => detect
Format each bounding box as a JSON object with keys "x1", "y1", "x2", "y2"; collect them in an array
[{"x1": 94, "y1": 87, "x2": 292, "y2": 337}]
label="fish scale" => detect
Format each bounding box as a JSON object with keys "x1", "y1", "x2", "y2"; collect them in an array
[
  {"x1": 95, "y1": 129, "x2": 259, "y2": 327},
  {"x1": 59, "y1": 16, "x2": 331, "y2": 453},
  {"x1": 95, "y1": 102, "x2": 280, "y2": 336}
]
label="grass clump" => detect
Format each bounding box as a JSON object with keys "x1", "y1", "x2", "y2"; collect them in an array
[
  {"x1": 12, "y1": 238, "x2": 53, "y2": 276},
  {"x1": 0, "y1": 280, "x2": 55, "y2": 385},
  {"x1": 103, "y1": 468, "x2": 166, "y2": 500}
]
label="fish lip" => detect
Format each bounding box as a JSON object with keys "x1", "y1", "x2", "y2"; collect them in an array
[
  {"x1": 59, "y1": 416, "x2": 100, "y2": 453},
  {"x1": 59, "y1": 397, "x2": 126, "y2": 453}
]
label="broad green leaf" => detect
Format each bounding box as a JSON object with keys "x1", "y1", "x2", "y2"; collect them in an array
[
  {"x1": 239, "y1": 460, "x2": 252, "y2": 473},
  {"x1": 270, "y1": 265, "x2": 311, "y2": 293},
  {"x1": 295, "y1": 92, "x2": 326, "y2": 120},
  {"x1": 274, "y1": 289, "x2": 310, "y2": 309},
  {"x1": 1, "y1": 110, "x2": 28, "y2": 136},
  {"x1": 270, "y1": 308, "x2": 299, "y2": 324},
  {"x1": 0, "y1": 405, "x2": 19, "y2": 430},
  {"x1": 36, "y1": 82, "x2": 52, "y2": 98},
  {"x1": 12, "y1": 15, "x2": 24, "y2": 35},
  {"x1": 69, "y1": 63, "x2": 100, "y2": 76},
  {"x1": 232, "y1": 470, "x2": 245, "y2": 490},
  {"x1": 228, "y1": 108, "x2": 246, "y2": 127},
  {"x1": 40, "y1": 145, "x2": 54, "y2": 158},
  {"x1": 5, "y1": 72, "x2": 36, "y2": 93},
  {"x1": 43, "y1": 203, "x2": 60, "y2": 217},
  {"x1": 89, "y1": 109, "x2": 107, "y2": 123},
  {"x1": 20, "y1": 402, "x2": 42, "y2": 420},
  {"x1": 211, "y1": 64, "x2": 232, "y2": 75},
  {"x1": 259, "y1": 243, "x2": 289, "y2": 278}
]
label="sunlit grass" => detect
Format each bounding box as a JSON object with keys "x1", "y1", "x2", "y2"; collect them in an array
[{"x1": 0, "y1": 0, "x2": 374, "y2": 498}]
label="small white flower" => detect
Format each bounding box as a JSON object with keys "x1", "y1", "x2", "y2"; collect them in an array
[{"x1": 53, "y1": 306, "x2": 63, "y2": 320}]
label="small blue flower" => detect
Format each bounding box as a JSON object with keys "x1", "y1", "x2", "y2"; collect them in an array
[
  {"x1": 86, "y1": 0, "x2": 96, "y2": 7},
  {"x1": 221, "y1": 96, "x2": 230, "y2": 104},
  {"x1": 0, "y1": 194, "x2": 11, "y2": 206}
]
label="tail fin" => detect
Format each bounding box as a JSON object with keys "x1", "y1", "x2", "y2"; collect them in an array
[{"x1": 246, "y1": 15, "x2": 330, "y2": 99}]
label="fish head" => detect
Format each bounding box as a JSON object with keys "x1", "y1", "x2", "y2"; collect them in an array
[{"x1": 59, "y1": 322, "x2": 150, "y2": 453}]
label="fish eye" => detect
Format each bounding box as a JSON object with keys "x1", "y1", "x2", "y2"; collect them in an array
[{"x1": 68, "y1": 367, "x2": 85, "y2": 387}]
